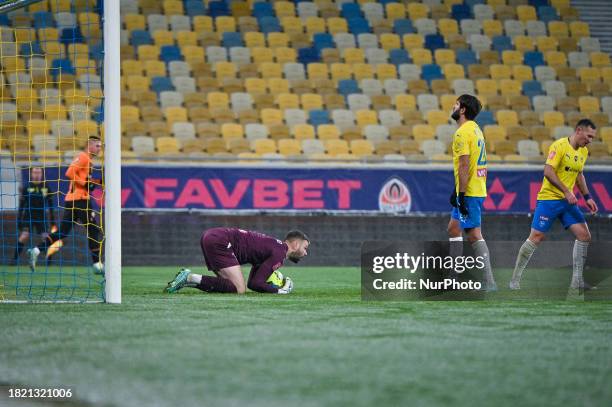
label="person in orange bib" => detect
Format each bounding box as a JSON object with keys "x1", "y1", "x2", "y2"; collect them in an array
[{"x1": 28, "y1": 137, "x2": 104, "y2": 274}]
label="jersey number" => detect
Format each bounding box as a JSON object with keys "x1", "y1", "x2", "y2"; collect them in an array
[{"x1": 477, "y1": 139, "x2": 487, "y2": 166}]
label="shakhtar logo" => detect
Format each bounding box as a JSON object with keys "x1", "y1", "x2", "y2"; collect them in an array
[{"x1": 379, "y1": 177, "x2": 411, "y2": 213}]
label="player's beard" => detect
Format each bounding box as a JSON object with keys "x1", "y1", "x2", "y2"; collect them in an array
[
  {"x1": 451, "y1": 107, "x2": 461, "y2": 121},
  {"x1": 288, "y1": 253, "x2": 302, "y2": 263}
]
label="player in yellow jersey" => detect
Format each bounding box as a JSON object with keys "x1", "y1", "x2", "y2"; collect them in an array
[
  {"x1": 510, "y1": 119, "x2": 599, "y2": 290},
  {"x1": 448, "y1": 95, "x2": 496, "y2": 290}
]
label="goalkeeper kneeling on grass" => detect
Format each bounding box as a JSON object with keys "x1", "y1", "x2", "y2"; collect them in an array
[{"x1": 165, "y1": 228, "x2": 309, "y2": 295}]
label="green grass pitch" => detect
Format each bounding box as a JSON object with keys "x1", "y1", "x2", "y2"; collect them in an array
[{"x1": 1, "y1": 267, "x2": 611, "y2": 407}]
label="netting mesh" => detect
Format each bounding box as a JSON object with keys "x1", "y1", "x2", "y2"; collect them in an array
[{"x1": 0, "y1": 0, "x2": 105, "y2": 302}]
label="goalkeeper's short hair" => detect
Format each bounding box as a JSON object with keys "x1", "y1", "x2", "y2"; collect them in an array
[{"x1": 285, "y1": 230, "x2": 310, "y2": 243}]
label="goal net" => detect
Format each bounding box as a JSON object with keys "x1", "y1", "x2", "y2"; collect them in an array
[{"x1": 0, "y1": 0, "x2": 108, "y2": 302}]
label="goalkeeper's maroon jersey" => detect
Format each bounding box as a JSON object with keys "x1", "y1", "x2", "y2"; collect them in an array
[{"x1": 199, "y1": 227, "x2": 288, "y2": 293}]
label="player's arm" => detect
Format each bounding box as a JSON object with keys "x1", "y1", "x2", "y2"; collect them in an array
[
  {"x1": 65, "y1": 159, "x2": 88, "y2": 188},
  {"x1": 456, "y1": 155, "x2": 470, "y2": 215},
  {"x1": 576, "y1": 172, "x2": 598, "y2": 214},
  {"x1": 246, "y1": 257, "x2": 283, "y2": 293},
  {"x1": 543, "y1": 164, "x2": 576, "y2": 204}
]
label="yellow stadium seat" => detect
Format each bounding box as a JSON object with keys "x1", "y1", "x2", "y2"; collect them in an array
[
  {"x1": 122, "y1": 106, "x2": 140, "y2": 123},
  {"x1": 261, "y1": 108, "x2": 283, "y2": 126},
  {"x1": 512, "y1": 65, "x2": 533, "y2": 81},
  {"x1": 536, "y1": 36, "x2": 558, "y2": 52},
  {"x1": 193, "y1": 16, "x2": 213, "y2": 32},
  {"x1": 251, "y1": 139, "x2": 275, "y2": 155},
  {"x1": 476, "y1": 79, "x2": 498, "y2": 97},
  {"x1": 76, "y1": 120, "x2": 98, "y2": 138},
  {"x1": 301, "y1": 94, "x2": 323, "y2": 111},
  {"x1": 484, "y1": 125, "x2": 507, "y2": 144},
  {"x1": 443, "y1": 64, "x2": 465, "y2": 81},
  {"x1": 331, "y1": 63, "x2": 353, "y2": 81},
  {"x1": 517, "y1": 5, "x2": 537, "y2": 21},
  {"x1": 439, "y1": 95, "x2": 456, "y2": 113},
  {"x1": 438, "y1": 18, "x2": 459, "y2": 37},
  {"x1": 412, "y1": 124, "x2": 435, "y2": 142},
  {"x1": 351, "y1": 139, "x2": 374, "y2": 156},
  {"x1": 579, "y1": 67, "x2": 601, "y2": 84},
  {"x1": 274, "y1": 1, "x2": 295, "y2": 17},
  {"x1": 408, "y1": 3, "x2": 429, "y2": 20},
  {"x1": 126, "y1": 75, "x2": 150, "y2": 91},
  {"x1": 591, "y1": 52, "x2": 611, "y2": 68},
  {"x1": 124, "y1": 14, "x2": 145, "y2": 31},
  {"x1": 289, "y1": 124, "x2": 312, "y2": 140},
  {"x1": 501, "y1": 50, "x2": 523, "y2": 66},
  {"x1": 268, "y1": 78, "x2": 289, "y2": 95},
  {"x1": 327, "y1": 17, "x2": 348, "y2": 34},
  {"x1": 380, "y1": 34, "x2": 401, "y2": 51},
  {"x1": 551, "y1": 0, "x2": 570, "y2": 7},
  {"x1": 305, "y1": 17, "x2": 326, "y2": 35},
  {"x1": 163, "y1": 0, "x2": 184, "y2": 15},
  {"x1": 215, "y1": 61, "x2": 237, "y2": 79},
  {"x1": 269, "y1": 33, "x2": 290, "y2": 48},
  {"x1": 251, "y1": 47, "x2": 274, "y2": 64},
  {"x1": 50, "y1": 0, "x2": 70, "y2": 12},
  {"x1": 176, "y1": 31, "x2": 197, "y2": 47},
  {"x1": 122, "y1": 60, "x2": 143, "y2": 76},
  {"x1": 343, "y1": 48, "x2": 365, "y2": 64},
  {"x1": 153, "y1": 30, "x2": 174, "y2": 47},
  {"x1": 216, "y1": 16, "x2": 236, "y2": 33},
  {"x1": 500, "y1": 79, "x2": 521, "y2": 97},
  {"x1": 426, "y1": 110, "x2": 449, "y2": 127},
  {"x1": 317, "y1": 124, "x2": 340, "y2": 140},
  {"x1": 156, "y1": 137, "x2": 180, "y2": 155},
  {"x1": 183, "y1": 46, "x2": 205, "y2": 64},
  {"x1": 386, "y1": 3, "x2": 406, "y2": 19},
  {"x1": 569, "y1": 22, "x2": 590, "y2": 38},
  {"x1": 245, "y1": 78, "x2": 267, "y2": 95},
  {"x1": 207, "y1": 92, "x2": 229, "y2": 110},
  {"x1": 548, "y1": 21, "x2": 568, "y2": 39},
  {"x1": 144, "y1": 60, "x2": 166, "y2": 77},
  {"x1": 27, "y1": 119, "x2": 50, "y2": 136},
  {"x1": 411, "y1": 48, "x2": 433, "y2": 65},
  {"x1": 164, "y1": 106, "x2": 188, "y2": 125},
  {"x1": 221, "y1": 123, "x2": 244, "y2": 140},
  {"x1": 277, "y1": 93, "x2": 299, "y2": 110},
  {"x1": 483, "y1": 20, "x2": 503, "y2": 37},
  {"x1": 278, "y1": 138, "x2": 302, "y2": 156},
  {"x1": 356, "y1": 110, "x2": 378, "y2": 127},
  {"x1": 403, "y1": 34, "x2": 424, "y2": 50},
  {"x1": 601, "y1": 67, "x2": 612, "y2": 84},
  {"x1": 545, "y1": 51, "x2": 567, "y2": 67},
  {"x1": 496, "y1": 110, "x2": 519, "y2": 127},
  {"x1": 325, "y1": 139, "x2": 350, "y2": 156},
  {"x1": 579, "y1": 96, "x2": 600, "y2": 114},
  {"x1": 376, "y1": 64, "x2": 397, "y2": 80},
  {"x1": 275, "y1": 47, "x2": 296, "y2": 64},
  {"x1": 394, "y1": 94, "x2": 416, "y2": 111},
  {"x1": 513, "y1": 36, "x2": 535, "y2": 52},
  {"x1": 543, "y1": 111, "x2": 565, "y2": 128},
  {"x1": 435, "y1": 49, "x2": 456, "y2": 65},
  {"x1": 490, "y1": 64, "x2": 512, "y2": 80},
  {"x1": 281, "y1": 17, "x2": 303, "y2": 34},
  {"x1": 138, "y1": 45, "x2": 160, "y2": 61},
  {"x1": 307, "y1": 63, "x2": 329, "y2": 80},
  {"x1": 38, "y1": 27, "x2": 59, "y2": 42},
  {"x1": 244, "y1": 32, "x2": 265, "y2": 48},
  {"x1": 259, "y1": 62, "x2": 282, "y2": 78}
]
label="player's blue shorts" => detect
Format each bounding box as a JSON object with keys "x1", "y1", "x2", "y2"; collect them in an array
[
  {"x1": 531, "y1": 200, "x2": 586, "y2": 232},
  {"x1": 451, "y1": 196, "x2": 485, "y2": 229}
]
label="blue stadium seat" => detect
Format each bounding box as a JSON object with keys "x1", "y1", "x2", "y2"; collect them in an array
[
  {"x1": 424, "y1": 34, "x2": 445, "y2": 51},
  {"x1": 475, "y1": 110, "x2": 495, "y2": 127},
  {"x1": 298, "y1": 47, "x2": 320, "y2": 64},
  {"x1": 89, "y1": 42, "x2": 104, "y2": 61},
  {"x1": 422, "y1": 63, "x2": 444, "y2": 84},
  {"x1": 259, "y1": 16, "x2": 281, "y2": 33},
  {"x1": 390, "y1": 49, "x2": 411, "y2": 66},
  {"x1": 160, "y1": 45, "x2": 182, "y2": 63},
  {"x1": 313, "y1": 33, "x2": 334, "y2": 53},
  {"x1": 208, "y1": 1, "x2": 230, "y2": 17},
  {"x1": 185, "y1": 0, "x2": 207, "y2": 17},
  {"x1": 60, "y1": 28, "x2": 84, "y2": 45},
  {"x1": 253, "y1": 2, "x2": 274, "y2": 18},
  {"x1": 522, "y1": 80, "x2": 544, "y2": 99},
  {"x1": 492, "y1": 36, "x2": 513, "y2": 52},
  {"x1": 465, "y1": 0, "x2": 485, "y2": 7},
  {"x1": 456, "y1": 49, "x2": 477, "y2": 69},
  {"x1": 131, "y1": 30, "x2": 153, "y2": 47},
  {"x1": 0, "y1": 14, "x2": 8, "y2": 26},
  {"x1": 51, "y1": 59, "x2": 75, "y2": 80},
  {"x1": 380, "y1": 0, "x2": 399, "y2": 4},
  {"x1": 310, "y1": 110, "x2": 330, "y2": 127},
  {"x1": 451, "y1": 4, "x2": 472, "y2": 21},
  {"x1": 151, "y1": 76, "x2": 174, "y2": 93},
  {"x1": 529, "y1": 0, "x2": 549, "y2": 8},
  {"x1": 21, "y1": 42, "x2": 44, "y2": 56},
  {"x1": 537, "y1": 6, "x2": 559, "y2": 23},
  {"x1": 33, "y1": 12, "x2": 55, "y2": 29},
  {"x1": 341, "y1": 3, "x2": 363, "y2": 19},
  {"x1": 338, "y1": 79, "x2": 360, "y2": 97},
  {"x1": 223, "y1": 32, "x2": 243, "y2": 48},
  {"x1": 524, "y1": 51, "x2": 545, "y2": 69},
  {"x1": 347, "y1": 18, "x2": 370, "y2": 35},
  {"x1": 393, "y1": 19, "x2": 414, "y2": 36},
  {"x1": 93, "y1": 104, "x2": 104, "y2": 124}
]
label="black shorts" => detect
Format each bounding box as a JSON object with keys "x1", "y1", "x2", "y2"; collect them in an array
[{"x1": 63, "y1": 199, "x2": 97, "y2": 225}]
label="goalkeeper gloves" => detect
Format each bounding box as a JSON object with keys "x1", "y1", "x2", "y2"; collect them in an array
[
  {"x1": 277, "y1": 277, "x2": 293, "y2": 294},
  {"x1": 449, "y1": 190, "x2": 457, "y2": 208},
  {"x1": 457, "y1": 192, "x2": 469, "y2": 217}
]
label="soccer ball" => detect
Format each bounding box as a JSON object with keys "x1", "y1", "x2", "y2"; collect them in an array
[
  {"x1": 92, "y1": 262, "x2": 105, "y2": 275},
  {"x1": 267, "y1": 270, "x2": 285, "y2": 288}
]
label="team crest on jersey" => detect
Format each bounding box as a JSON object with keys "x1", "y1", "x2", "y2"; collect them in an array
[{"x1": 378, "y1": 177, "x2": 411, "y2": 213}]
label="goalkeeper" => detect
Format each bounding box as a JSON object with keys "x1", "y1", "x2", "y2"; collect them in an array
[
  {"x1": 28, "y1": 137, "x2": 104, "y2": 272},
  {"x1": 165, "y1": 228, "x2": 309, "y2": 294},
  {"x1": 12, "y1": 167, "x2": 56, "y2": 264}
]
